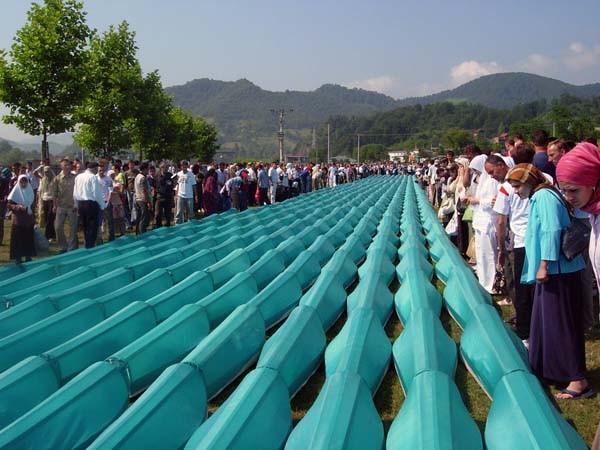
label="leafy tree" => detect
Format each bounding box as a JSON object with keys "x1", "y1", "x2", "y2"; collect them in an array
[
  {"x1": 127, "y1": 71, "x2": 175, "y2": 161},
  {"x1": 168, "y1": 107, "x2": 219, "y2": 162},
  {"x1": 74, "y1": 21, "x2": 141, "y2": 158},
  {"x1": 0, "y1": 0, "x2": 92, "y2": 160},
  {"x1": 442, "y1": 128, "x2": 473, "y2": 149},
  {"x1": 355, "y1": 143, "x2": 387, "y2": 161}
]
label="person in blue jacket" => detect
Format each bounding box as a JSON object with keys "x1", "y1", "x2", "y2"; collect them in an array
[{"x1": 507, "y1": 163, "x2": 592, "y2": 400}]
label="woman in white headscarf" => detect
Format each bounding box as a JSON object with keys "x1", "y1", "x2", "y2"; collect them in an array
[
  {"x1": 468, "y1": 154, "x2": 499, "y2": 293},
  {"x1": 7, "y1": 174, "x2": 36, "y2": 263}
]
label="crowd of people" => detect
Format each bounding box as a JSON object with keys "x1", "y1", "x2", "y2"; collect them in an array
[
  {"x1": 0, "y1": 157, "x2": 400, "y2": 262},
  {"x1": 420, "y1": 131, "x2": 600, "y2": 405}
]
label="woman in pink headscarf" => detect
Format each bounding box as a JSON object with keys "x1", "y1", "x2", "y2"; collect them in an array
[{"x1": 556, "y1": 142, "x2": 600, "y2": 402}]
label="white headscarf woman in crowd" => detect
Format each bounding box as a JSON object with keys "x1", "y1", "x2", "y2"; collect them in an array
[
  {"x1": 468, "y1": 154, "x2": 500, "y2": 293},
  {"x1": 7, "y1": 174, "x2": 36, "y2": 263},
  {"x1": 8, "y1": 174, "x2": 34, "y2": 214}
]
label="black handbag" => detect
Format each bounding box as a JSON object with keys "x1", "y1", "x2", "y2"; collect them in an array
[
  {"x1": 548, "y1": 189, "x2": 591, "y2": 261},
  {"x1": 561, "y1": 217, "x2": 591, "y2": 261}
]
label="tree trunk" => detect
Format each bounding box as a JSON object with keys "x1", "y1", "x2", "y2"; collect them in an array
[{"x1": 41, "y1": 129, "x2": 49, "y2": 162}]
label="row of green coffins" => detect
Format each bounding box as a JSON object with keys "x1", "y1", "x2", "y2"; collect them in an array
[
  {"x1": 409, "y1": 181, "x2": 587, "y2": 450},
  {"x1": 283, "y1": 179, "x2": 406, "y2": 450},
  {"x1": 0, "y1": 177, "x2": 402, "y2": 449},
  {"x1": 388, "y1": 181, "x2": 482, "y2": 449}
]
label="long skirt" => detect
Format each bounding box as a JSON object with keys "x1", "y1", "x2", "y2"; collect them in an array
[
  {"x1": 529, "y1": 271, "x2": 586, "y2": 385},
  {"x1": 474, "y1": 226, "x2": 497, "y2": 293},
  {"x1": 10, "y1": 224, "x2": 36, "y2": 260}
]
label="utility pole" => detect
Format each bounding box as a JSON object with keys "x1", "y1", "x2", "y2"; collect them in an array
[
  {"x1": 357, "y1": 134, "x2": 361, "y2": 165},
  {"x1": 270, "y1": 109, "x2": 293, "y2": 162},
  {"x1": 327, "y1": 124, "x2": 330, "y2": 163}
]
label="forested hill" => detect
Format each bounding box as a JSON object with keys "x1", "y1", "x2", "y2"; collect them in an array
[
  {"x1": 313, "y1": 95, "x2": 600, "y2": 158},
  {"x1": 396, "y1": 73, "x2": 600, "y2": 110},
  {"x1": 165, "y1": 73, "x2": 600, "y2": 158}
]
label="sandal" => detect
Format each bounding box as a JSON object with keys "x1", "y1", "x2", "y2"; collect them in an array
[{"x1": 556, "y1": 387, "x2": 595, "y2": 400}]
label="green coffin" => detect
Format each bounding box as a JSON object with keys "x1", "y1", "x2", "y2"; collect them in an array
[
  {"x1": 392, "y1": 308, "x2": 457, "y2": 394},
  {"x1": 285, "y1": 371, "x2": 384, "y2": 450},
  {"x1": 184, "y1": 367, "x2": 292, "y2": 450},
  {"x1": 387, "y1": 370, "x2": 482, "y2": 450},
  {"x1": 485, "y1": 371, "x2": 587, "y2": 450}
]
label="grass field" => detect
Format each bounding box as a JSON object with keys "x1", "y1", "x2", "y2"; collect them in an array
[{"x1": 1, "y1": 219, "x2": 598, "y2": 445}]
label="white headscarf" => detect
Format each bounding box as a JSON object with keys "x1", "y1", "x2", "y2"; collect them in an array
[
  {"x1": 468, "y1": 154, "x2": 487, "y2": 174},
  {"x1": 8, "y1": 174, "x2": 34, "y2": 214}
]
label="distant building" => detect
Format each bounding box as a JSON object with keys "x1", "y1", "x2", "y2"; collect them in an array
[
  {"x1": 388, "y1": 151, "x2": 406, "y2": 162},
  {"x1": 286, "y1": 154, "x2": 308, "y2": 164}
]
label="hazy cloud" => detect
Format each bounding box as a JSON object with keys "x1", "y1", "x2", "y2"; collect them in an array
[
  {"x1": 344, "y1": 75, "x2": 398, "y2": 96},
  {"x1": 449, "y1": 60, "x2": 503, "y2": 85},
  {"x1": 563, "y1": 42, "x2": 600, "y2": 70},
  {"x1": 518, "y1": 53, "x2": 556, "y2": 73}
]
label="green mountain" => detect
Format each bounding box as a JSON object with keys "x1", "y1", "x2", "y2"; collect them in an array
[
  {"x1": 165, "y1": 73, "x2": 600, "y2": 158},
  {"x1": 397, "y1": 72, "x2": 600, "y2": 109},
  {"x1": 166, "y1": 79, "x2": 399, "y2": 158}
]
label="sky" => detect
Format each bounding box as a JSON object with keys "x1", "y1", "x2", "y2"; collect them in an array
[{"x1": 1, "y1": 0, "x2": 600, "y2": 141}]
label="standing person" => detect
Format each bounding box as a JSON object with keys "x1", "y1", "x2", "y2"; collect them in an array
[
  {"x1": 108, "y1": 170, "x2": 126, "y2": 237},
  {"x1": 310, "y1": 164, "x2": 321, "y2": 191},
  {"x1": 7, "y1": 175, "x2": 36, "y2": 264},
  {"x1": 488, "y1": 155, "x2": 535, "y2": 344},
  {"x1": 238, "y1": 169, "x2": 249, "y2": 211},
  {"x1": 0, "y1": 167, "x2": 10, "y2": 246},
  {"x1": 247, "y1": 163, "x2": 257, "y2": 207},
  {"x1": 278, "y1": 163, "x2": 290, "y2": 201},
  {"x1": 549, "y1": 140, "x2": 596, "y2": 333},
  {"x1": 73, "y1": 162, "x2": 105, "y2": 249},
  {"x1": 147, "y1": 165, "x2": 157, "y2": 223},
  {"x1": 257, "y1": 164, "x2": 270, "y2": 206},
  {"x1": 125, "y1": 160, "x2": 139, "y2": 229},
  {"x1": 202, "y1": 168, "x2": 220, "y2": 216},
  {"x1": 452, "y1": 158, "x2": 471, "y2": 257},
  {"x1": 192, "y1": 163, "x2": 204, "y2": 214},
  {"x1": 175, "y1": 160, "x2": 196, "y2": 224},
  {"x1": 556, "y1": 142, "x2": 600, "y2": 333},
  {"x1": 37, "y1": 166, "x2": 56, "y2": 241},
  {"x1": 97, "y1": 161, "x2": 115, "y2": 243},
  {"x1": 134, "y1": 162, "x2": 152, "y2": 234},
  {"x1": 328, "y1": 163, "x2": 338, "y2": 188},
  {"x1": 531, "y1": 129, "x2": 555, "y2": 179},
  {"x1": 53, "y1": 159, "x2": 78, "y2": 252},
  {"x1": 507, "y1": 163, "x2": 590, "y2": 400},
  {"x1": 226, "y1": 172, "x2": 243, "y2": 210},
  {"x1": 468, "y1": 154, "x2": 499, "y2": 293},
  {"x1": 268, "y1": 162, "x2": 279, "y2": 204},
  {"x1": 155, "y1": 163, "x2": 174, "y2": 227},
  {"x1": 216, "y1": 162, "x2": 227, "y2": 193},
  {"x1": 25, "y1": 161, "x2": 41, "y2": 212}
]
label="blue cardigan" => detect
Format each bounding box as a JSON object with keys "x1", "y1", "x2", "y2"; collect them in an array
[{"x1": 521, "y1": 188, "x2": 585, "y2": 284}]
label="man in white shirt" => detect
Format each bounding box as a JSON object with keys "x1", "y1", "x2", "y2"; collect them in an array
[
  {"x1": 268, "y1": 162, "x2": 279, "y2": 204},
  {"x1": 73, "y1": 161, "x2": 105, "y2": 248},
  {"x1": 328, "y1": 163, "x2": 338, "y2": 187},
  {"x1": 175, "y1": 160, "x2": 197, "y2": 224},
  {"x1": 246, "y1": 164, "x2": 257, "y2": 206},
  {"x1": 487, "y1": 154, "x2": 534, "y2": 345},
  {"x1": 96, "y1": 161, "x2": 114, "y2": 243}
]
